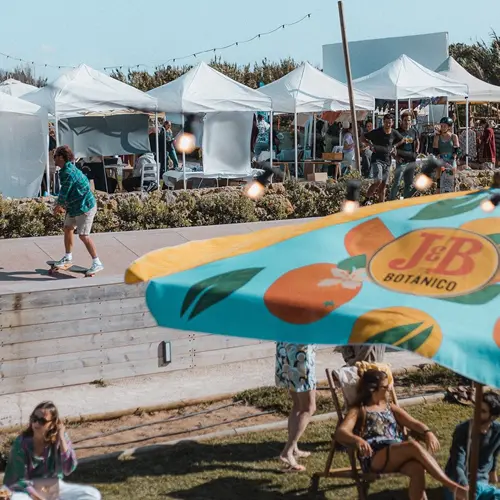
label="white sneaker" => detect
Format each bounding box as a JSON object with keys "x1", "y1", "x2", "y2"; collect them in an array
[{"x1": 86, "y1": 262, "x2": 104, "y2": 276}]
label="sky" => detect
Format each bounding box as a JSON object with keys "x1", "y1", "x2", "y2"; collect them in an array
[{"x1": 1, "y1": 0, "x2": 499, "y2": 81}]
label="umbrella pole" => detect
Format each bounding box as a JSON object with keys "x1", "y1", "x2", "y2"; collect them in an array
[
  {"x1": 337, "y1": 0, "x2": 360, "y2": 173},
  {"x1": 468, "y1": 382, "x2": 483, "y2": 500},
  {"x1": 313, "y1": 113, "x2": 317, "y2": 159},
  {"x1": 155, "y1": 112, "x2": 160, "y2": 190},
  {"x1": 182, "y1": 114, "x2": 187, "y2": 190},
  {"x1": 270, "y1": 112, "x2": 273, "y2": 169}
]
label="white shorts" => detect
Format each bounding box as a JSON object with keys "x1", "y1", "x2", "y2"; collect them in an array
[{"x1": 64, "y1": 205, "x2": 97, "y2": 236}]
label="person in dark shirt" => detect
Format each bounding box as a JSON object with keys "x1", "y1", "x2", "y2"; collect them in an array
[
  {"x1": 389, "y1": 111, "x2": 420, "y2": 200},
  {"x1": 363, "y1": 114, "x2": 404, "y2": 202},
  {"x1": 445, "y1": 392, "x2": 500, "y2": 499}
]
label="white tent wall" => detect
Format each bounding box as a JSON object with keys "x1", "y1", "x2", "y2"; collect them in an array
[
  {"x1": 202, "y1": 112, "x2": 253, "y2": 176},
  {"x1": 0, "y1": 95, "x2": 48, "y2": 198}
]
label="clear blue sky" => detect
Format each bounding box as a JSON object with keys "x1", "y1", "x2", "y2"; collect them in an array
[{"x1": 1, "y1": 0, "x2": 498, "y2": 80}]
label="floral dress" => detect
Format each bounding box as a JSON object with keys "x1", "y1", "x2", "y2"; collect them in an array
[
  {"x1": 358, "y1": 404, "x2": 403, "y2": 473},
  {"x1": 275, "y1": 343, "x2": 317, "y2": 392}
]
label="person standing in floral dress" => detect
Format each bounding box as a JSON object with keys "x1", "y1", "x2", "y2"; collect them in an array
[{"x1": 275, "y1": 343, "x2": 317, "y2": 472}]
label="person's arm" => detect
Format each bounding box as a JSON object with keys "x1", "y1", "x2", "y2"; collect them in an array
[
  {"x1": 58, "y1": 429, "x2": 78, "y2": 476},
  {"x1": 393, "y1": 130, "x2": 405, "y2": 149},
  {"x1": 448, "y1": 424, "x2": 469, "y2": 486},
  {"x1": 391, "y1": 404, "x2": 440, "y2": 453},
  {"x1": 3, "y1": 436, "x2": 43, "y2": 498},
  {"x1": 55, "y1": 168, "x2": 73, "y2": 210},
  {"x1": 433, "y1": 134, "x2": 440, "y2": 155},
  {"x1": 335, "y1": 407, "x2": 373, "y2": 458}
]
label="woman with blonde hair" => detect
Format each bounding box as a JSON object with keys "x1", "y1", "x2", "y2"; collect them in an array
[
  {"x1": 336, "y1": 370, "x2": 468, "y2": 500},
  {"x1": 3, "y1": 401, "x2": 100, "y2": 500}
]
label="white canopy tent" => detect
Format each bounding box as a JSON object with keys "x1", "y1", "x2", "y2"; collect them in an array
[
  {"x1": 354, "y1": 54, "x2": 471, "y2": 164},
  {"x1": 0, "y1": 79, "x2": 38, "y2": 98},
  {"x1": 0, "y1": 93, "x2": 48, "y2": 198},
  {"x1": 22, "y1": 64, "x2": 157, "y2": 118},
  {"x1": 22, "y1": 64, "x2": 159, "y2": 188},
  {"x1": 354, "y1": 54, "x2": 468, "y2": 101},
  {"x1": 436, "y1": 56, "x2": 500, "y2": 103},
  {"x1": 259, "y1": 62, "x2": 376, "y2": 176},
  {"x1": 148, "y1": 61, "x2": 272, "y2": 187}
]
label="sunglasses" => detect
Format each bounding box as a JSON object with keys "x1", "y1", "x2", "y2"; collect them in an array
[{"x1": 31, "y1": 414, "x2": 51, "y2": 425}]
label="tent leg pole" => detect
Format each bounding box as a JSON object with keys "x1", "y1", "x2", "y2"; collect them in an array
[
  {"x1": 465, "y1": 98, "x2": 470, "y2": 167},
  {"x1": 468, "y1": 382, "x2": 483, "y2": 500},
  {"x1": 182, "y1": 114, "x2": 187, "y2": 190},
  {"x1": 45, "y1": 134, "x2": 50, "y2": 197},
  {"x1": 313, "y1": 114, "x2": 317, "y2": 159},
  {"x1": 395, "y1": 99, "x2": 399, "y2": 128},
  {"x1": 269, "y1": 112, "x2": 273, "y2": 169},
  {"x1": 294, "y1": 111, "x2": 298, "y2": 180},
  {"x1": 155, "y1": 112, "x2": 160, "y2": 190},
  {"x1": 102, "y1": 157, "x2": 109, "y2": 194}
]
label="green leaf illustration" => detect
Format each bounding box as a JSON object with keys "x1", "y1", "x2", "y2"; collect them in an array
[
  {"x1": 398, "y1": 326, "x2": 433, "y2": 352},
  {"x1": 337, "y1": 254, "x2": 367, "y2": 272},
  {"x1": 487, "y1": 233, "x2": 500, "y2": 245},
  {"x1": 367, "y1": 322, "x2": 423, "y2": 345},
  {"x1": 410, "y1": 194, "x2": 489, "y2": 221},
  {"x1": 181, "y1": 268, "x2": 264, "y2": 320},
  {"x1": 439, "y1": 284, "x2": 500, "y2": 305}
]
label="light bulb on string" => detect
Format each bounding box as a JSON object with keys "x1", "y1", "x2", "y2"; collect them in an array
[
  {"x1": 342, "y1": 180, "x2": 361, "y2": 214},
  {"x1": 480, "y1": 193, "x2": 500, "y2": 213},
  {"x1": 244, "y1": 168, "x2": 273, "y2": 201}
]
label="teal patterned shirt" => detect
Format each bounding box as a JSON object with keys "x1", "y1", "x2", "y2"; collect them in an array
[{"x1": 56, "y1": 162, "x2": 96, "y2": 217}]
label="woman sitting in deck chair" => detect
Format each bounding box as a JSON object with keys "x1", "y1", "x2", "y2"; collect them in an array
[{"x1": 336, "y1": 369, "x2": 469, "y2": 500}]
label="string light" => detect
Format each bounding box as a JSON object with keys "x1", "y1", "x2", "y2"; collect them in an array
[{"x1": 0, "y1": 13, "x2": 312, "y2": 73}]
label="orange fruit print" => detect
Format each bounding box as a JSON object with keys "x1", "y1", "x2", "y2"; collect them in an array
[
  {"x1": 264, "y1": 263, "x2": 363, "y2": 324},
  {"x1": 344, "y1": 217, "x2": 395, "y2": 261},
  {"x1": 493, "y1": 318, "x2": 500, "y2": 348}
]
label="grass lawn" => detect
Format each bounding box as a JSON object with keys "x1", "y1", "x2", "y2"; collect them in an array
[{"x1": 72, "y1": 401, "x2": 473, "y2": 499}]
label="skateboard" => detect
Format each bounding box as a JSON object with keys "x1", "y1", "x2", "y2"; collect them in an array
[{"x1": 46, "y1": 261, "x2": 96, "y2": 278}]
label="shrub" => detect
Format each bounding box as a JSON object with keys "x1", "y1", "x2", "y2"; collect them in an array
[{"x1": 0, "y1": 170, "x2": 494, "y2": 239}]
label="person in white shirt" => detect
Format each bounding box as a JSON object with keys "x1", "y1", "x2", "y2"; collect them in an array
[
  {"x1": 122, "y1": 152, "x2": 156, "y2": 192},
  {"x1": 342, "y1": 121, "x2": 355, "y2": 173}
]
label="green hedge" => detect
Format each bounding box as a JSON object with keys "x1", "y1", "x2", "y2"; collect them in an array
[{"x1": 0, "y1": 170, "x2": 494, "y2": 239}]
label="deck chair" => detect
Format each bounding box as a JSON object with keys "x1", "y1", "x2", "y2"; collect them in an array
[{"x1": 310, "y1": 364, "x2": 407, "y2": 499}]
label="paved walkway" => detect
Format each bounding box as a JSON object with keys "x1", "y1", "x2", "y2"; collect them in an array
[
  {"x1": 0, "y1": 218, "x2": 314, "y2": 293},
  {"x1": 0, "y1": 349, "x2": 425, "y2": 427}
]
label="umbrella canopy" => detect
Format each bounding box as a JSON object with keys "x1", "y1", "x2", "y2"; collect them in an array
[
  {"x1": 126, "y1": 189, "x2": 500, "y2": 388},
  {"x1": 0, "y1": 79, "x2": 38, "y2": 98},
  {"x1": 148, "y1": 61, "x2": 272, "y2": 113},
  {"x1": 259, "y1": 62, "x2": 375, "y2": 113},
  {"x1": 354, "y1": 54, "x2": 469, "y2": 100},
  {"x1": 436, "y1": 56, "x2": 500, "y2": 103}
]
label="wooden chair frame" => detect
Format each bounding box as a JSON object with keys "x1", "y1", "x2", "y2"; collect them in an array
[{"x1": 310, "y1": 366, "x2": 406, "y2": 499}]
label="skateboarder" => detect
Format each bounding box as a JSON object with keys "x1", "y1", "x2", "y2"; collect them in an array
[{"x1": 52, "y1": 146, "x2": 104, "y2": 276}]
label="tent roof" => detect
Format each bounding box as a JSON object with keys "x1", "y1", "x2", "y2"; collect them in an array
[
  {"x1": 436, "y1": 56, "x2": 500, "y2": 102},
  {"x1": 0, "y1": 79, "x2": 39, "y2": 98},
  {"x1": 148, "y1": 61, "x2": 272, "y2": 113},
  {"x1": 21, "y1": 64, "x2": 157, "y2": 118},
  {"x1": 0, "y1": 92, "x2": 47, "y2": 116},
  {"x1": 354, "y1": 54, "x2": 469, "y2": 100},
  {"x1": 259, "y1": 62, "x2": 375, "y2": 113}
]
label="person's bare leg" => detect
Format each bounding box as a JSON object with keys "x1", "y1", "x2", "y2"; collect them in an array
[
  {"x1": 370, "y1": 441, "x2": 467, "y2": 499},
  {"x1": 366, "y1": 180, "x2": 380, "y2": 199},
  {"x1": 79, "y1": 235, "x2": 97, "y2": 260},
  {"x1": 286, "y1": 393, "x2": 310, "y2": 458},
  {"x1": 399, "y1": 461, "x2": 427, "y2": 500},
  {"x1": 280, "y1": 390, "x2": 316, "y2": 468},
  {"x1": 64, "y1": 227, "x2": 74, "y2": 254},
  {"x1": 378, "y1": 181, "x2": 387, "y2": 202}
]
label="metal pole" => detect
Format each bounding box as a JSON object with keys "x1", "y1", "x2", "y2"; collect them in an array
[
  {"x1": 465, "y1": 98, "x2": 470, "y2": 167},
  {"x1": 313, "y1": 113, "x2": 317, "y2": 159},
  {"x1": 269, "y1": 112, "x2": 273, "y2": 169},
  {"x1": 468, "y1": 382, "x2": 483, "y2": 500},
  {"x1": 155, "y1": 112, "x2": 160, "y2": 190},
  {"x1": 338, "y1": 0, "x2": 360, "y2": 173},
  {"x1": 395, "y1": 99, "x2": 399, "y2": 128},
  {"x1": 182, "y1": 114, "x2": 187, "y2": 190},
  {"x1": 294, "y1": 111, "x2": 298, "y2": 179}
]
